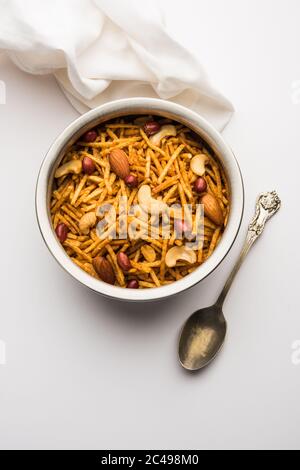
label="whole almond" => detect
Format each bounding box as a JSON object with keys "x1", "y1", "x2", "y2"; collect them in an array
[
  {"x1": 201, "y1": 193, "x2": 224, "y2": 226},
  {"x1": 117, "y1": 252, "x2": 132, "y2": 272},
  {"x1": 109, "y1": 149, "x2": 130, "y2": 180},
  {"x1": 92, "y1": 256, "x2": 115, "y2": 285}
]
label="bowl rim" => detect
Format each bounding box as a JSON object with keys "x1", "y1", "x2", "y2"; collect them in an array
[{"x1": 35, "y1": 97, "x2": 244, "y2": 302}]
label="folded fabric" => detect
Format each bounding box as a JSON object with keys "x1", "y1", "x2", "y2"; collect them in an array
[{"x1": 0, "y1": 0, "x2": 234, "y2": 130}]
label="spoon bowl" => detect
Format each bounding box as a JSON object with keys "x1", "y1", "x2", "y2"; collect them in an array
[{"x1": 179, "y1": 305, "x2": 227, "y2": 371}]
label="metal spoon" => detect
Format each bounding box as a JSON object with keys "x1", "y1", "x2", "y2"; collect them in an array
[{"x1": 179, "y1": 191, "x2": 281, "y2": 371}]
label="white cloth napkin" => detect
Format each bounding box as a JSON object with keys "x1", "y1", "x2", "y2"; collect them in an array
[{"x1": 0, "y1": 0, "x2": 234, "y2": 130}]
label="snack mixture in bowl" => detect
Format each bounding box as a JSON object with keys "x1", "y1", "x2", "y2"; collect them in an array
[{"x1": 50, "y1": 116, "x2": 230, "y2": 289}]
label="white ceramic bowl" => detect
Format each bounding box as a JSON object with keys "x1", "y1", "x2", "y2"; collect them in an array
[{"x1": 36, "y1": 98, "x2": 244, "y2": 301}]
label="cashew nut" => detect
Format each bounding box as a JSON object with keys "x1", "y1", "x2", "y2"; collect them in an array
[
  {"x1": 55, "y1": 159, "x2": 82, "y2": 178},
  {"x1": 138, "y1": 185, "x2": 168, "y2": 215},
  {"x1": 190, "y1": 154, "x2": 208, "y2": 177},
  {"x1": 165, "y1": 246, "x2": 196, "y2": 268},
  {"x1": 149, "y1": 125, "x2": 177, "y2": 146},
  {"x1": 79, "y1": 212, "x2": 97, "y2": 235}
]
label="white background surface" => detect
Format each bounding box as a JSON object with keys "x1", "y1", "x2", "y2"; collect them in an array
[{"x1": 0, "y1": 0, "x2": 299, "y2": 450}]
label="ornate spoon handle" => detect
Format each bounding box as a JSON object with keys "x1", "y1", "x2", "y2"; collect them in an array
[{"x1": 216, "y1": 191, "x2": 281, "y2": 307}]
